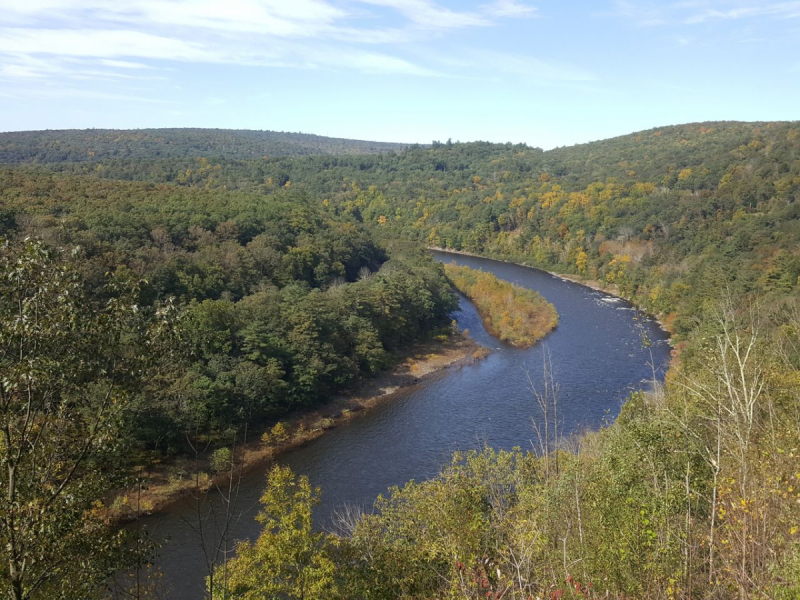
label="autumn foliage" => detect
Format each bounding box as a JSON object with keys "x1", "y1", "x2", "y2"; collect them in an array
[{"x1": 445, "y1": 263, "x2": 557, "y2": 347}]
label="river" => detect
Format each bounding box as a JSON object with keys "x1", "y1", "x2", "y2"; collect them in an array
[{"x1": 131, "y1": 251, "x2": 672, "y2": 598}]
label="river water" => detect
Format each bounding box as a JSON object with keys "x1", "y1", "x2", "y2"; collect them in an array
[{"x1": 134, "y1": 251, "x2": 672, "y2": 598}]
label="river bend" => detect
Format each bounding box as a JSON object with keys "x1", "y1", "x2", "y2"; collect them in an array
[{"x1": 136, "y1": 251, "x2": 672, "y2": 598}]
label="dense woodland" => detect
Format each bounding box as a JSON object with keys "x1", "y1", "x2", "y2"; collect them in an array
[
  {"x1": 0, "y1": 129, "x2": 409, "y2": 164},
  {"x1": 1, "y1": 121, "x2": 799, "y2": 598},
  {"x1": 0, "y1": 172, "x2": 458, "y2": 449},
  {"x1": 8, "y1": 121, "x2": 797, "y2": 340}
]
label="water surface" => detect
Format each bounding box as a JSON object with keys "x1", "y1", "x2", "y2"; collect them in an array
[{"x1": 137, "y1": 251, "x2": 671, "y2": 598}]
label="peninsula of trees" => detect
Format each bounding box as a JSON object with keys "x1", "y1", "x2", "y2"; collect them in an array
[{"x1": 444, "y1": 263, "x2": 557, "y2": 347}]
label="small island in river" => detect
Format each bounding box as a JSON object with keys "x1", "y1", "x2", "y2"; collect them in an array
[{"x1": 444, "y1": 263, "x2": 558, "y2": 348}]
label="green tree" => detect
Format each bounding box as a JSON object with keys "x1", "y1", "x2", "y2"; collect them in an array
[
  {"x1": 211, "y1": 465, "x2": 339, "y2": 599},
  {"x1": 0, "y1": 239, "x2": 171, "y2": 600}
]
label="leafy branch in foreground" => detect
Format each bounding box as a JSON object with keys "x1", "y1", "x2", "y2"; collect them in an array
[
  {"x1": 210, "y1": 465, "x2": 338, "y2": 600},
  {"x1": 0, "y1": 239, "x2": 174, "y2": 600}
]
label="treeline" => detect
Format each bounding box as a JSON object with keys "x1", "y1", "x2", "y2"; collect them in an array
[
  {"x1": 0, "y1": 128, "x2": 409, "y2": 164},
  {"x1": 444, "y1": 263, "x2": 557, "y2": 347},
  {"x1": 167, "y1": 253, "x2": 456, "y2": 440},
  {"x1": 0, "y1": 170, "x2": 457, "y2": 456},
  {"x1": 15, "y1": 121, "x2": 799, "y2": 340},
  {"x1": 2, "y1": 121, "x2": 800, "y2": 598}
]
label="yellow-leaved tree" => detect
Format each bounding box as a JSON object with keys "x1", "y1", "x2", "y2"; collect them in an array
[{"x1": 211, "y1": 465, "x2": 339, "y2": 599}]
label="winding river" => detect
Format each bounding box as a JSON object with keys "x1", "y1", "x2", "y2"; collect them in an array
[{"x1": 135, "y1": 251, "x2": 672, "y2": 598}]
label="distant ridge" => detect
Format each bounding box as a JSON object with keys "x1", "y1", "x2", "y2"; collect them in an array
[
  {"x1": 0, "y1": 128, "x2": 411, "y2": 163},
  {"x1": 540, "y1": 120, "x2": 800, "y2": 186},
  {"x1": 1, "y1": 121, "x2": 797, "y2": 168}
]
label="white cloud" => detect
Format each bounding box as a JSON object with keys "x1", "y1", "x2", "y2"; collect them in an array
[
  {"x1": 0, "y1": 54, "x2": 167, "y2": 82},
  {"x1": 0, "y1": 26, "x2": 443, "y2": 79},
  {"x1": 113, "y1": 0, "x2": 345, "y2": 37},
  {"x1": 611, "y1": 1, "x2": 669, "y2": 26},
  {"x1": 0, "y1": 0, "x2": 595, "y2": 96},
  {"x1": 482, "y1": 0, "x2": 538, "y2": 18},
  {"x1": 0, "y1": 0, "x2": 490, "y2": 36},
  {"x1": 0, "y1": 54, "x2": 68, "y2": 79},
  {"x1": 0, "y1": 28, "x2": 213, "y2": 62},
  {"x1": 354, "y1": 0, "x2": 487, "y2": 29},
  {"x1": 613, "y1": 0, "x2": 800, "y2": 26},
  {"x1": 0, "y1": 0, "x2": 345, "y2": 34},
  {"x1": 323, "y1": 48, "x2": 441, "y2": 75},
  {"x1": 1, "y1": 64, "x2": 44, "y2": 78},
  {"x1": 99, "y1": 59, "x2": 156, "y2": 69},
  {"x1": 425, "y1": 48, "x2": 595, "y2": 84},
  {"x1": 684, "y1": 2, "x2": 800, "y2": 24},
  {"x1": 0, "y1": 0, "x2": 486, "y2": 81}
]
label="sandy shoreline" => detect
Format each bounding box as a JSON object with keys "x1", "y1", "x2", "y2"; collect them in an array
[
  {"x1": 109, "y1": 333, "x2": 486, "y2": 522},
  {"x1": 110, "y1": 249, "x2": 670, "y2": 522}
]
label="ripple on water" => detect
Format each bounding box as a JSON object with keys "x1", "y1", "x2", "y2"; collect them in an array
[{"x1": 137, "y1": 251, "x2": 672, "y2": 599}]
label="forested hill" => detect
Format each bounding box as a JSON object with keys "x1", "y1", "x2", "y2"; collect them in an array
[
  {"x1": 3, "y1": 121, "x2": 800, "y2": 598},
  {"x1": 0, "y1": 128, "x2": 410, "y2": 163},
  {"x1": 3, "y1": 121, "x2": 799, "y2": 338},
  {"x1": 543, "y1": 120, "x2": 799, "y2": 186},
  {"x1": 16, "y1": 119, "x2": 793, "y2": 339}
]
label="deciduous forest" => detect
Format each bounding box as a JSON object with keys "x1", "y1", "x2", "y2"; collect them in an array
[{"x1": 1, "y1": 121, "x2": 799, "y2": 598}]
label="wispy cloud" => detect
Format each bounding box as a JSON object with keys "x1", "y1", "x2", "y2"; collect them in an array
[
  {"x1": 355, "y1": 0, "x2": 487, "y2": 29},
  {"x1": 0, "y1": 0, "x2": 543, "y2": 84},
  {"x1": 684, "y1": 2, "x2": 800, "y2": 24},
  {"x1": 0, "y1": 0, "x2": 346, "y2": 36},
  {"x1": 613, "y1": 0, "x2": 800, "y2": 26},
  {"x1": 482, "y1": 0, "x2": 539, "y2": 18},
  {"x1": 611, "y1": 1, "x2": 669, "y2": 26},
  {"x1": 439, "y1": 48, "x2": 595, "y2": 83},
  {"x1": 99, "y1": 59, "x2": 157, "y2": 70},
  {"x1": 0, "y1": 28, "x2": 214, "y2": 62},
  {"x1": 0, "y1": 0, "x2": 592, "y2": 117}
]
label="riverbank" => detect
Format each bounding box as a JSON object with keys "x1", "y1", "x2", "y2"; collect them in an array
[
  {"x1": 124, "y1": 246, "x2": 674, "y2": 599},
  {"x1": 108, "y1": 332, "x2": 486, "y2": 523},
  {"x1": 430, "y1": 247, "x2": 673, "y2": 341}
]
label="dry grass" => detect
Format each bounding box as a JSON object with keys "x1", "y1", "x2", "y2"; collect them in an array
[{"x1": 445, "y1": 264, "x2": 558, "y2": 348}]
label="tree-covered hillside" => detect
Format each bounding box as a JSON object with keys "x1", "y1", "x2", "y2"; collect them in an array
[
  {"x1": 0, "y1": 168, "x2": 458, "y2": 445},
  {"x1": 0, "y1": 128, "x2": 410, "y2": 164},
  {"x1": 1, "y1": 121, "x2": 799, "y2": 599},
  {"x1": 180, "y1": 121, "x2": 798, "y2": 600},
  {"x1": 24, "y1": 120, "x2": 795, "y2": 339}
]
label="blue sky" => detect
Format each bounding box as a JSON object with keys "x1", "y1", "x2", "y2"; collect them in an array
[{"x1": 0, "y1": 0, "x2": 798, "y2": 148}]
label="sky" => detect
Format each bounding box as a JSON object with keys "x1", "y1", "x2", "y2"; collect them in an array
[{"x1": 0, "y1": 0, "x2": 798, "y2": 148}]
